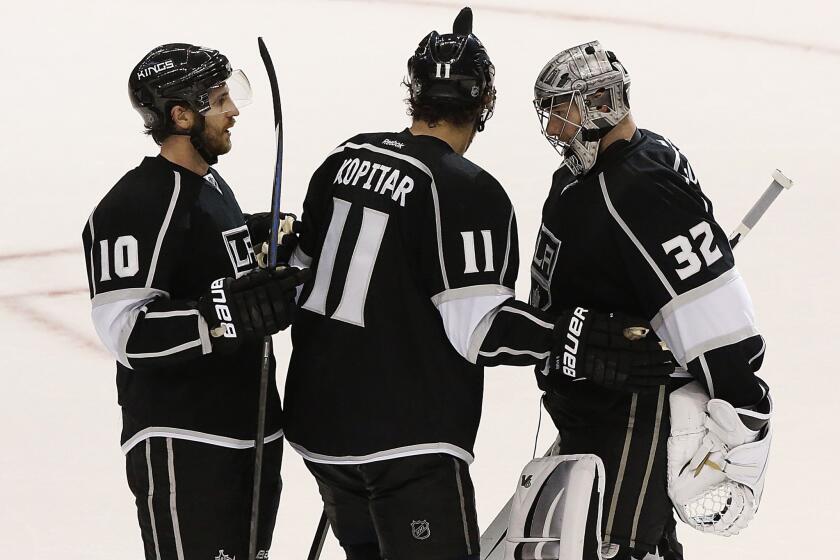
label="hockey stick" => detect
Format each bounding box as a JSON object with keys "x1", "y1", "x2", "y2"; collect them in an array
[
  {"x1": 479, "y1": 169, "x2": 794, "y2": 560},
  {"x1": 728, "y1": 169, "x2": 793, "y2": 248},
  {"x1": 308, "y1": 511, "x2": 330, "y2": 560},
  {"x1": 249, "y1": 36, "x2": 285, "y2": 560}
]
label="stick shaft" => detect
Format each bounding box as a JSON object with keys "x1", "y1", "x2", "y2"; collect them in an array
[
  {"x1": 249, "y1": 36, "x2": 284, "y2": 560},
  {"x1": 307, "y1": 512, "x2": 330, "y2": 560},
  {"x1": 728, "y1": 170, "x2": 792, "y2": 249}
]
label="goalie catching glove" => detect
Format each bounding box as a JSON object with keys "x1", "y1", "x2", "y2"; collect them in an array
[
  {"x1": 548, "y1": 307, "x2": 675, "y2": 394},
  {"x1": 667, "y1": 381, "x2": 772, "y2": 536},
  {"x1": 197, "y1": 266, "x2": 311, "y2": 353}
]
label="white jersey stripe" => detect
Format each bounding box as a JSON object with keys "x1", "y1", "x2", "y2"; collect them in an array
[
  {"x1": 87, "y1": 209, "x2": 97, "y2": 297},
  {"x1": 122, "y1": 427, "x2": 285, "y2": 454},
  {"x1": 288, "y1": 439, "x2": 474, "y2": 465},
  {"x1": 500, "y1": 207, "x2": 514, "y2": 285},
  {"x1": 453, "y1": 458, "x2": 473, "y2": 555},
  {"x1": 698, "y1": 353, "x2": 716, "y2": 399},
  {"x1": 91, "y1": 294, "x2": 159, "y2": 368},
  {"x1": 166, "y1": 438, "x2": 185, "y2": 560},
  {"x1": 145, "y1": 440, "x2": 162, "y2": 560},
  {"x1": 431, "y1": 284, "x2": 514, "y2": 306},
  {"x1": 650, "y1": 268, "x2": 757, "y2": 366},
  {"x1": 91, "y1": 287, "x2": 168, "y2": 308},
  {"x1": 144, "y1": 309, "x2": 200, "y2": 319},
  {"x1": 126, "y1": 339, "x2": 202, "y2": 360},
  {"x1": 498, "y1": 306, "x2": 554, "y2": 329},
  {"x1": 748, "y1": 335, "x2": 766, "y2": 365},
  {"x1": 146, "y1": 171, "x2": 181, "y2": 288},
  {"x1": 599, "y1": 173, "x2": 677, "y2": 298},
  {"x1": 478, "y1": 347, "x2": 550, "y2": 359},
  {"x1": 436, "y1": 293, "x2": 512, "y2": 363},
  {"x1": 630, "y1": 387, "x2": 666, "y2": 547},
  {"x1": 605, "y1": 393, "x2": 637, "y2": 541}
]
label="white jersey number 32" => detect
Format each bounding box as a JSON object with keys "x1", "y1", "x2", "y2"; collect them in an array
[{"x1": 662, "y1": 221, "x2": 722, "y2": 280}]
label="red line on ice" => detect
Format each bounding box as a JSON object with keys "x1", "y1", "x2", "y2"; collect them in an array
[
  {"x1": 0, "y1": 287, "x2": 88, "y2": 300},
  {"x1": 0, "y1": 246, "x2": 79, "y2": 262},
  {"x1": 1, "y1": 298, "x2": 105, "y2": 356},
  {"x1": 355, "y1": 0, "x2": 840, "y2": 57}
]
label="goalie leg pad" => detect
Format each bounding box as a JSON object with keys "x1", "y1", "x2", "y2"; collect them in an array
[{"x1": 505, "y1": 454, "x2": 606, "y2": 560}]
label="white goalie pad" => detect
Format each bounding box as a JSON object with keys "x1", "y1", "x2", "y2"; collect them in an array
[
  {"x1": 667, "y1": 381, "x2": 772, "y2": 536},
  {"x1": 504, "y1": 454, "x2": 606, "y2": 560}
]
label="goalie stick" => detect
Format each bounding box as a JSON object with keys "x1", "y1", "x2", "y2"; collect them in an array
[
  {"x1": 728, "y1": 169, "x2": 793, "y2": 249},
  {"x1": 479, "y1": 169, "x2": 794, "y2": 560},
  {"x1": 249, "y1": 36, "x2": 285, "y2": 560}
]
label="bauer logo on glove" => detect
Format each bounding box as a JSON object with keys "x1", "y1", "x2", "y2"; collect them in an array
[
  {"x1": 208, "y1": 277, "x2": 237, "y2": 338},
  {"x1": 197, "y1": 266, "x2": 311, "y2": 353},
  {"x1": 548, "y1": 308, "x2": 675, "y2": 393}
]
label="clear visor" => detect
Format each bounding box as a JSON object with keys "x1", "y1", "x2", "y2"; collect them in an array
[
  {"x1": 533, "y1": 91, "x2": 582, "y2": 153},
  {"x1": 203, "y1": 69, "x2": 252, "y2": 117}
]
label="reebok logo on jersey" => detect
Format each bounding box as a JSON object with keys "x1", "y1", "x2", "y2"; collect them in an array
[
  {"x1": 561, "y1": 307, "x2": 588, "y2": 377},
  {"x1": 210, "y1": 278, "x2": 236, "y2": 338},
  {"x1": 136, "y1": 59, "x2": 175, "y2": 80},
  {"x1": 382, "y1": 138, "x2": 405, "y2": 149}
]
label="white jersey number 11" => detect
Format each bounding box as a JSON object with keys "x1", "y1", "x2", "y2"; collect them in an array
[{"x1": 302, "y1": 198, "x2": 389, "y2": 327}]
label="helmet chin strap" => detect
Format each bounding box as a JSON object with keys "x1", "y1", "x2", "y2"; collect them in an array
[
  {"x1": 581, "y1": 126, "x2": 613, "y2": 142},
  {"x1": 171, "y1": 115, "x2": 218, "y2": 166}
]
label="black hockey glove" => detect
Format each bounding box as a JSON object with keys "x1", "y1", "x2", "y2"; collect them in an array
[
  {"x1": 548, "y1": 307, "x2": 675, "y2": 394},
  {"x1": 197, "y1": 266, "x2": 311, "y2": 353},
  {"x1": 245, "y1": 211, "x2": 303, "y2": 266}
]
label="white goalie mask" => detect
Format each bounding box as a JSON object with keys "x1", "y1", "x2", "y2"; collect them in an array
[{"x1": 534, "y1": 41, "x2": 631, "y2": 176}]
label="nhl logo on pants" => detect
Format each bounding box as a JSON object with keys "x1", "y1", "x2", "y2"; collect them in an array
[{"x1": 411, "y1": 520, "x2": 431, "y2": 540}]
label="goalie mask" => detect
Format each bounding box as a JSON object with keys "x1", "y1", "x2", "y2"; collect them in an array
[{"x1": 533, "y1": 41, "x2": 630, "y2": 176}]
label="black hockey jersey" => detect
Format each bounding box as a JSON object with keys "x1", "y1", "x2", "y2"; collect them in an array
[
  {"x1": 82, "y1": 155, "x2": 281, "y2": 452},
  {"x1": 284, "y1": 130, "x2": 552, "y2": 464},
  {"x1": 530, "y1": 129, "x2": 767, "y2": 416}
]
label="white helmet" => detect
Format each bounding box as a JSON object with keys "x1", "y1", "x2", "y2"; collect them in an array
[{"x1": 534, "y1": 41, "x2": 631, "y2": 176}]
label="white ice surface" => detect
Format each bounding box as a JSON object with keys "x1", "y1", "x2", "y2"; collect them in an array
[{"x1": 1, "y1": 0, "x2": 838, "y2": 558}]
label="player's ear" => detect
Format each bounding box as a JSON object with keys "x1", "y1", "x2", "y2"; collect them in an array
[{"x1": 170, "y1": 105, "x2": 195, "y2": 133}]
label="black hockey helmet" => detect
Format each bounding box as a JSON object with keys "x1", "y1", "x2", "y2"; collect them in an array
[
  {"x1": 128, "y1": 43, "x2": 251, "y2": 130},
  {"x1": 407, "y1": 7, "x2": 496, "y2": 131}
]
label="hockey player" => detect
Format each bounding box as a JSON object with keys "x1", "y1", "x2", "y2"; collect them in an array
[
  {"x1": 282, "y1": 10, "x2": 673, "y2": 560},
  {"x1": 527, "y1": 42, "x2": 774, "y2": 559},
  {"x1": 82, "y1": 44, "x2": 308, "y2": 560}
]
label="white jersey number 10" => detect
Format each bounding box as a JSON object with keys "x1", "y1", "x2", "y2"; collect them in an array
[{"x1": 98, "y1": 235, "x2": 140, "y2": 281}]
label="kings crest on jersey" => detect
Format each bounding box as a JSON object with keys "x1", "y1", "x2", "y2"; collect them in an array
[{"x1": 82, "y1": 155, "x2": 278, "y2": 450}]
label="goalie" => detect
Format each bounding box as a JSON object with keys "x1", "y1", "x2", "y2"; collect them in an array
[{"x1": 499, "y1": 41, "x2": 773, "y2": 560}]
